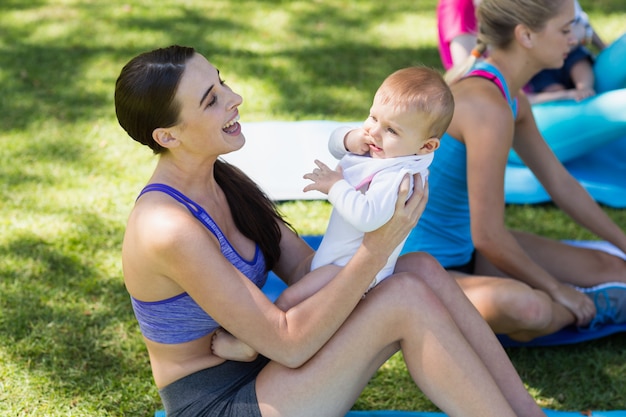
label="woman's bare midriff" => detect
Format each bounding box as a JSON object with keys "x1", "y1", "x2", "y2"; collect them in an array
[{"x1": 145, "y1": 331, "x2": 226, "y2": 389}]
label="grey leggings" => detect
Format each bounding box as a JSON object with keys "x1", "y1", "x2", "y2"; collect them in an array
[{"x1": 159, "y1": 355, "x2": 270, "y2": 417}]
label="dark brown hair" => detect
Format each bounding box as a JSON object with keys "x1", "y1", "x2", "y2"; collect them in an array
[
  {"x1": 115, "y1": 45, "x2": 194, "y2": 154},
  {"x1": 114, "y1": 45, "x2": 286, "y2": 271}
]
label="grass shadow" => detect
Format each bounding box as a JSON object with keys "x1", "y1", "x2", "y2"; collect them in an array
[
  {"x1": 507, "y1": 335, "x2": 626, "y2": 409},
  {"x1": 0, "y1": 213, "x2": 157, "y2": 414}
]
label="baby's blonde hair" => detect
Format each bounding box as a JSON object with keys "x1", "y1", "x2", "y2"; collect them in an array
[{"x1": 375, "y1": 66, "x2": 454, "y2": 139}]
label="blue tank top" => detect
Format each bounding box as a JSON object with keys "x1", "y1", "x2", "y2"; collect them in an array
[
  {"x1": 403, "y1": 62, "x2": 518, "y2": 267},
  {"x1": 129, "y1": 183, "x2": 267, "y2": 344}
]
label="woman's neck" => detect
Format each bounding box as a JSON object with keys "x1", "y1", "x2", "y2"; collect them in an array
[
  {"x1": 150, "y1": 152, "x2": 220, "y2": 199},
  {"x1": 485, "y1": 48, "x2": 541, "y2": 94}
]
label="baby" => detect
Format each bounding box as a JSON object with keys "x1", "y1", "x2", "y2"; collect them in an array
[{"x1": 211, "y1": 66, "x2": 454, "y2": 361}]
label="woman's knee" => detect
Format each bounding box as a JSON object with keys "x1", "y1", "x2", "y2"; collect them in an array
[
  {"x1": 501, "y1": 286, "x2": 553, "y2": 330},
  {"x1": 377, "y1": 272, "x2": 449, "y2": 318},
  {"x1": 465, "y1": 278, "x2": 553, "y2": 331},
  {"x1": 396, "y1": 251, "x2": 448, "y2": 281}
]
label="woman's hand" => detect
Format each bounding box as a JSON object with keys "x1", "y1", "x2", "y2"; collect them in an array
[
  {"x1": 362, "y1": 173, "x2": 428, "y2": 256},
  {"x1": 549, "y1": 283, "x2": 597, "y2": 326}
]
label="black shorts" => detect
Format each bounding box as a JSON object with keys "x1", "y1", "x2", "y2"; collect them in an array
[
  {"x1": 446, "y1": 251, "x2": 476, "y2": 274},
  {"x1": 159, "y1": 355, "x2": 270, "y2": 417}
]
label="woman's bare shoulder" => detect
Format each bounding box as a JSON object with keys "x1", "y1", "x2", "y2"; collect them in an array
[
  {"x1": 122, "y1": 192, "x2": 220, "y2": 297},
  {"x1": 126, "y1": 192, "x2": 205, "y2": 251},
  {"x1": 453, "y1": 77, "x2": 513, "y2": 115},
  {"x1": 449, "y1": 77, "x2": 515, "y2": 141}
]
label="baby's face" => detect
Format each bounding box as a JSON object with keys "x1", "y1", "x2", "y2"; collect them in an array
[
  {"x1": 570, "y1": 18, "x2": 589, "y2": 46},
  {"x1": 363, "y1": 98, "x2": 433, "y2": 159}
]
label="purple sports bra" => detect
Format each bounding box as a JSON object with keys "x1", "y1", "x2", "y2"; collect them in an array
[{"x1": 129, "y1": 183, "x2": 267, "y2": 344}]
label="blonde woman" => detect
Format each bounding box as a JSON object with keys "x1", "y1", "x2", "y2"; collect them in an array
[{"x1": 410, "y1": 0, "x2": 626, "y2": 342}]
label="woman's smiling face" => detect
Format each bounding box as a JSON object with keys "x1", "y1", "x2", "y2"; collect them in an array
[{"x1": 168, "y1": 53, "x2": 244, "y2": 156}]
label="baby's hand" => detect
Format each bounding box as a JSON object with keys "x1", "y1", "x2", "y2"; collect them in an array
[
  {"x1": 303, "y1": 160, "x2": 343, "y2": 194},
  {"x1": 211, "y1": 329, "x2": 258, "y2": 362},
  {"x1": 344, "y1": 128, "x2": 371, "y2": 155},
  {"x1": 572, "y1": 86, "x2": 595, "y2": 101}
]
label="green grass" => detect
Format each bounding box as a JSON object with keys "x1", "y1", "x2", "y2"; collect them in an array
[{"x1": 1, "y1": 0, "x2": 625, "y2": 415}]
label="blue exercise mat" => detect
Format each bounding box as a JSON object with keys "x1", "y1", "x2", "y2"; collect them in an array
[
  {"x1": 342, "y1": 412, "x2": 626, "y2": 417},
  {"x1": 156, "y1": 408, "x2": 626, "y2": 416}
]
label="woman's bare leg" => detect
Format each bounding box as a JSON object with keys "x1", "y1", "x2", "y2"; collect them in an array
[
  {"x1": 455, "y1": 269, "x2": 575, "y2": 340},
  {"x1": 395, "y1": 253, "x2": 546, "y2": 417},
  {"x1": 511, "y1": 231, "x2": 626, "y2": 286},
  {"x1": 255, "y1": 272, "x2": 519, "y2": 417},
  {"x1": 464, "y1": 231, "x2": 626, "y2": 338}
]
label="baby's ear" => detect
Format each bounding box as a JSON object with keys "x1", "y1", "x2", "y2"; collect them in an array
[{"x1": 419, "y1": 137, "x2": 440, "y2": 154}]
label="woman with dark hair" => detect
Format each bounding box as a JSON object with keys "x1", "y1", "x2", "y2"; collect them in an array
[{"x1": 114, "y1": 45, "x2": 546, "y2": 417}]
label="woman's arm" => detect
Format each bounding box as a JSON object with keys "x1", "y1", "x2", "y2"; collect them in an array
[
  {"x1": 272, "y1": 221, "x2": 316, "y2": 286},
  {"x1": 160, "y1": 175, "x2": 427, "y2": 369},
  {"x1": 462, "y1": 87, "x2": 547, "y2": 284},
  {"x1": 525, "y1": 87, "x2": 592, "y2": 104},
  {"x1": 450, "y1": 34, "x2": 477, "y2": 66},
  {"x1": 459, "y1": 84, "x2": 591, "y2": 321},
  {"x1": 513, "y1": 94, "x2": 626, "y2": 255},
  {"x1": 501, "y1": 94, "x2": 621, "y2": 322}
]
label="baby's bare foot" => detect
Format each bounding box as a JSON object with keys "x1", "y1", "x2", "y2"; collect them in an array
[{"x1": 211, "y1": 329, "x2": 258, "y2": 362}]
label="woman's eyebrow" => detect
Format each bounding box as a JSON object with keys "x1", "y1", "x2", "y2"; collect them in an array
[
  {"x1": 199, "y1": 84, "x2": 215, "y2": 107},
  {"x1": 198, "y1": 69, "x2": 221, "y2": 107}
]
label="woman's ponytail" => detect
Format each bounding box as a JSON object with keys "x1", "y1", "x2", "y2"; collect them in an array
[{"x1": 443, "y1": 39, "x2": 487, "y2": 85}]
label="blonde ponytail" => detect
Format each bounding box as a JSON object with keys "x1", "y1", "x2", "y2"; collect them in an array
[
  {"x1": 443, "y1": 40, "x2": 487, "y2": 85},
  {"x1": 443, "y1": 0, "x2": 567, "y2": 85}
]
